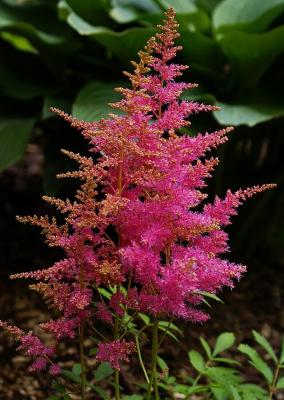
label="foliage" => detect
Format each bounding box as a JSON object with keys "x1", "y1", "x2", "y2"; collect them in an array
[
  {"x1": 0, "y1": 0, "x2": 283, "y2": 260},
  {"x1": 0, "y1": 9, "x2": 276, "y2": 400}
]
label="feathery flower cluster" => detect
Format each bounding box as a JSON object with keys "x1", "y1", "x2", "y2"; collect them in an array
[{"x1": 0, "y1": 9, "x2": 275, "y2": 371}]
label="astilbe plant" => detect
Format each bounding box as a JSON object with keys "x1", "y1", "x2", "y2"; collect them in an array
[{"x1": 0, "y1": 8, "x2": 276, "y2": 400}]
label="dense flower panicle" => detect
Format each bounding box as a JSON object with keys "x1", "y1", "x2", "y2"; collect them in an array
[
  {"x1": 0, "y1": 321, "x2": 59, "y2": 373},
  {"x1": 0, "y1": 8, "x2": 276, "y2": 373},
  {"x1": 96, "y1": 340, "x2": 136, "y2": 370}
]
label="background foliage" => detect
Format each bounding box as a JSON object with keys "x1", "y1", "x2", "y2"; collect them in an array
[{"x1": 0, "y1": 0, "x2": 283, "y2": 262}]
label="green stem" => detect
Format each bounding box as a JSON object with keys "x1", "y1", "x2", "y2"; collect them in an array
[
  {"x1": 146, "y1": 317, "x2": 159, "y2": 400},
  {"x1": 135, "y1": 335, "x2": 150, "y2": 384},
  {"x1": 114, "y1": 316, "x2": 120, "y2": 400},
  {"x1": 79, "y1": 323, "x2": 86, "y2": 400},
  {"x1": 269, "y1": 364, "x2": 281, "y2": 399}
]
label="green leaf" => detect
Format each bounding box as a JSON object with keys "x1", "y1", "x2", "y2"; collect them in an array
[
  {"x1": 138, "y1": 313, "x2": 150, "y2": 325},
  {"x1": 213, "y1": 0, "x2": 284, "y2": 33},
  {"x1": 0, "y1": 117, "x2": 34, "y2": 171},
  {"x1": 65, "y1": 0, "x2": 111, "y2": 26},
  {"x1": 213, "y1": 332, "x2": 235, "y2": 356},
  {"x1": 214, "y1": 95, "x2": 284, "y2": 127},
  {"x1": 179, "y1": 30, "x2": 225, "y2": 78},
  {"x1": 72, "y1": 363, "x2": 82, "y2": 376},
  {"x1": 199, "y1": 291, "x2": 224, "y2": 303},
  {"x1": 238, "y1": 344, "x2": 273, "y2": 383},
  {"x1": 89, "y1": 347, "x2": 98, "y2": 356},
  {"x1": 157, "y1": 0, "x2": 197, "y2": 13},
  {"x1": 228, "y1": 384, "x2": 241, "y2": 400},
  {"x1": 214, "y1": 357, "x2": 240, "y2": 365},
  {"x1": 62, "y1": 369, "x2": 81, "y2": 383},
  {"x1": 158, "y1": 325, "x2": 179, "y2": 342},
  {"x1": 42, "y1": 96, "x2": 72, "y2": 119},
  {"x1": 94, "y1": 362, "x2": 114, "y2": 382},
  {"x1": 188, "y1": 350, "x2": 205, "y2": 372},
  {"x1": 200, "y1": 337, "x2": 212, "y2": 359},
  {"x1": 252, "y1": 330, "x2": 278, "y2": 363},
  {"x1": 98, "y1": 288, "x2": 112, "y2": 299},
  {"x1": 122, "y1": 396, "x2": 144, "y2": 400},
  {"x1": 157, "y1": 356, "x2": 169, "y2": 373},
  {"x1": 72, "y1": 80, "x2": 123, "y2": 122},
  {"x1": 110, "y1": 0, "x2": 160, "y2": 24},
  {"x1": 91, "y1": 385, "x2": 110, "y2": 400},
  {"x1": 280, "y1": 337, "x2": 284, "y2": 364},
  {"x1": 276, "y1": 377, "x2": 284, "y2": 389},
  {"x1": 217, "y1": 26, "x2": 284, "y2": 86},
  {"x1": 158, "y1": 321, "x2": 183, "y2": 335}
]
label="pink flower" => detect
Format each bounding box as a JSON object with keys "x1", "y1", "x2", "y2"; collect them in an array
[{"x1": 96, "y1": 340, "x2": 136, "y2": 370}]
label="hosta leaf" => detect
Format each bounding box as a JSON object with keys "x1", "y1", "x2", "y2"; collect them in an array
[
  {"x1": 213, "y1": 0, "x2": 284, "y2": 33},
  {"x1": 213, "y1": 332, "x2": 235, "y2": 356},
  {"x1": 65, "y1": 0, "x2": 111, "y2": 26},
  {"x1": 252, "y1": 330, "x2": 278, "y2": 363},
  {"x1": 72, "y1": 80, "x2": 122, "y2": 122},
  {"x1": 217, "y1": 26, "x2": 284, "y2": 86},
  {"x1": 110, "y1": 0, "x2": 160, "y2": 24},
  {"x1": 0, "y1": 117, "x2": 34, "y2": 171},
  {"x1": 214, "y1": 96, "x2": 284, "y2": 127}
]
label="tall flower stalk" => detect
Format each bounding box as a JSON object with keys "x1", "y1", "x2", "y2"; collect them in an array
[{"x1": 0, "y1": 8, "x2": 275, "y2": 399}]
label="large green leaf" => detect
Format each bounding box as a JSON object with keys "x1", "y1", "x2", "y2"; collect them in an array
[
  {"x1": 179, "y1": 30, "x2": 225, "y2": 78},
  {"x1": 218, "y1": 26, "x2": 284, "y2": 85},
  {"x1": 72, "y1": 80, "x2": 123, "y2": 121},
  {"x1": 110, "y1": 0, "x2": 160, "y2": 24},
  {"x1": 65, "y1": 0, "x2": 111, "y2": 26},
  {"x1": 0, "y1": 117, "x2": 35, "y2": 171},
  {"x1": 213, "y1": 0, "x2": 284, "y2": 33},
  {"x1": 214, "y1": 92, "x2": 284, "y2": 127}
]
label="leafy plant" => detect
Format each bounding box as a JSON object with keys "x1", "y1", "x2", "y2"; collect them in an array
[{"x1": 0, "y1": 8, "x2": 276, "y2": 400}]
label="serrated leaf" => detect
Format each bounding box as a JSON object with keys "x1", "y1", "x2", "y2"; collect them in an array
[
  {"x1": 94, "y1": 362, "x2": 114, "y2": 382},
  {"x1": 213, "y1": 332, "x2": 235, "y2": 356},
  {"x1": 238, "y1": 344, "x2": 273, "y2": 383},
  {"x1": 252, "y1": 330, "x2": 278, "y2": 363},
  {"x1": 200, "y1": 337, "x2": 212, "y2": 358},
  {"x1": 188, "y1": 350, "x2": 205, "y2": 372}
]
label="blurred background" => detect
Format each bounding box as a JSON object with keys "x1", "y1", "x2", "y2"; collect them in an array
[{"x1": 0, "y1": 0, "x2": 283, "y2": 398}]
